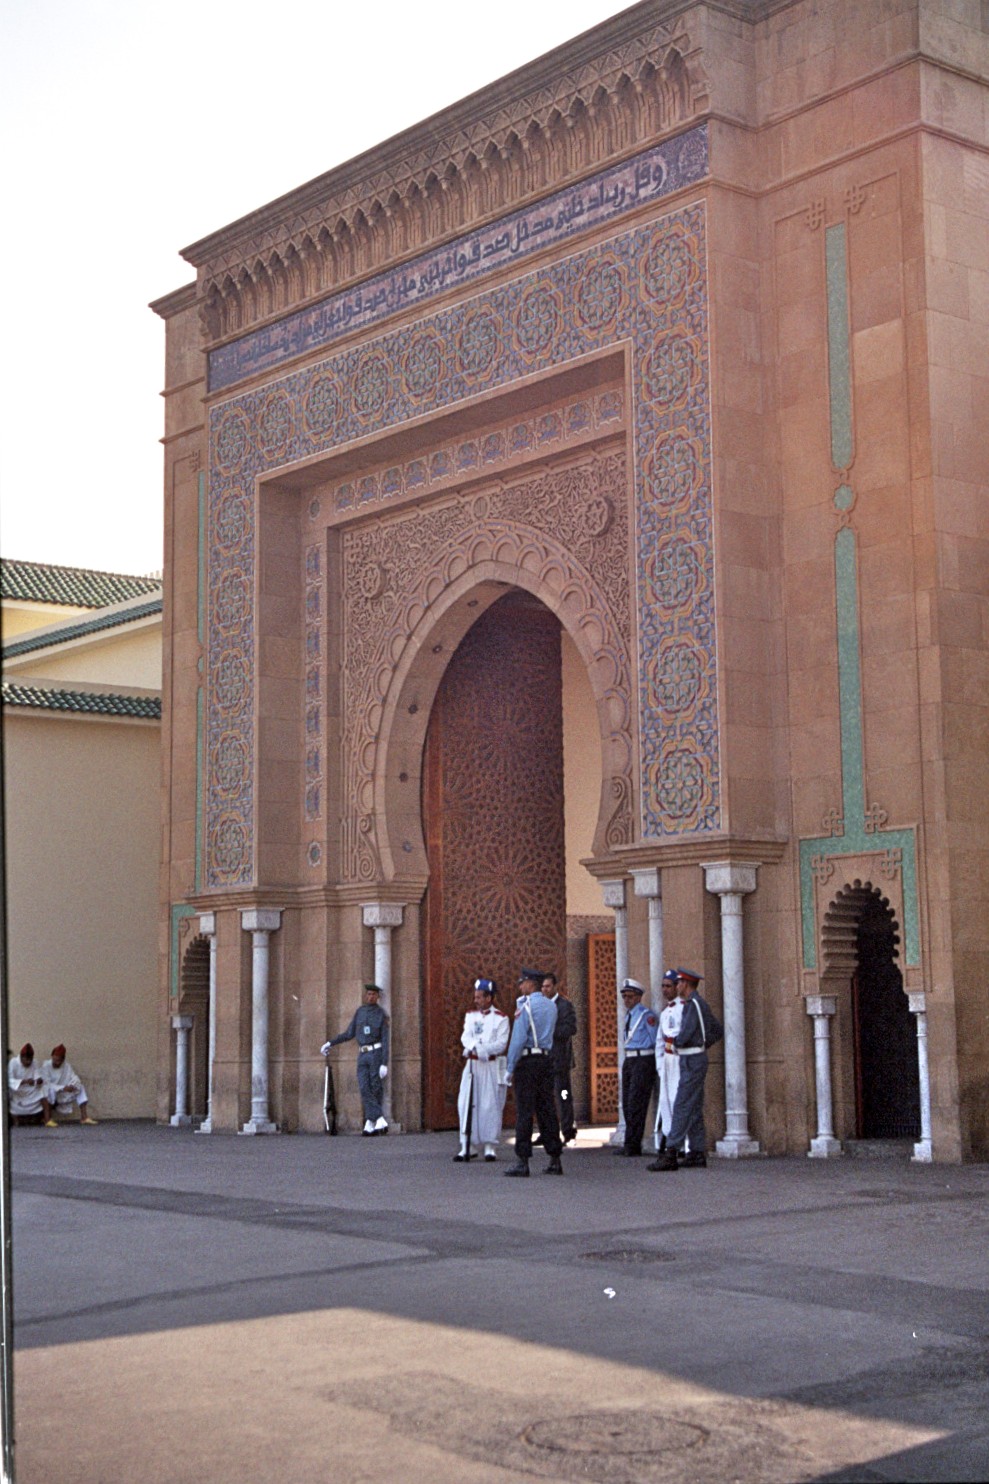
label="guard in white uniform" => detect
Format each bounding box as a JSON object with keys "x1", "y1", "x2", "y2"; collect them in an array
[
  {"x1": 652, "y1": 970, "x2": 683, "y2": 1152},
  {"x1": 42, "y1": 1045, "x2": 98, "y2": 1125},
  {"x1": 456, "y1": 978, "x2": 510, "y2": 1161},
  {"x1": 7, "y1": 1044, "x2": 52, "y2": 1124}
]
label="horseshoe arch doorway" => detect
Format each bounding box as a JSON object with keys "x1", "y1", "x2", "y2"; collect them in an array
[{"x1": 420, "y1": 590, "x2": 578, "y2": 1130}]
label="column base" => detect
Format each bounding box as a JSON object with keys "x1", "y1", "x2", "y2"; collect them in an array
[
  {"x1": 169, "y1": 1114, "x2": 193, "y2": 1127},
  {"x1": 195, "y1": 1118, "x2": 214, "y2": 1135},
  {"x1": 609, "y1": 1124, "x2": 626, "y2": 1147},
  {"x1": 912, "y1": 1138, "x2": 933, "y2": 1163},
  {"x1": 239, "y1": 1119, "x2": 278, "y2": 1135},
  {"x1": 808, "y1": 1135, "x2": 843, "y2": 1158},
  {"x1": 715, "y1": 1135, "x2": 761, "y2": 1158}
]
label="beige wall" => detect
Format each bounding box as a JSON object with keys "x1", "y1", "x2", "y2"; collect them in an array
[
  {"x1": 4, "y1": 711, "x2": 161, "y2": 1117},
  {"x1": 3, "y1": 623, "x2": 162, "y2": 689},
  {"x1": 1, "y1": 600, "x2": 88, "y2": 640}
]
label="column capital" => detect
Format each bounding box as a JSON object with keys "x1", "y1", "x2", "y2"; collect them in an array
[
  {"x1": 631, "y1": 867, "x2": 661, "y2": 900},
  {"x1": 907, "y1": 992, "x2": 927, "y2": 1015},
  {"x1": 171, "y1": 1014, "x2": 194, "y2": 1031},
  {"x1": 805, "y1": 995, "x2": 837, "y2": 1017},
  {"x1": 198, "y1": 912, "x2": 216, "y2": 937},
  {"x1": 601, "y1": 878, "x2": 627, "y2": 910},
  {"x1": 362, "y1": 902, "x2": 404, "y2": 929},
  {"x1": 241, "y1": 908, "x2": 282, "y2": 933},
  {"x1": 702, "y1": 861, "x2": 759, "y2": 897}
]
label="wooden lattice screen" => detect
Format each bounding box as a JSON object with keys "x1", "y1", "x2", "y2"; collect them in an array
[{"x1": 587, "y1": 932, "x2": 618, "y2": 1124}]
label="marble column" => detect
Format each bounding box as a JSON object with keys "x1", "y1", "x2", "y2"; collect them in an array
[
  {"x1": 908, "y1": 992, "x2": 933, "y2": 1162},
  {"x1": 362, "y1": 902, "x2": 404, "y2": 1129},
  {"x1": 805, "y1": 995, "x2": 841, "y2": 1157},
  {"x1": 632, "y1": 868, "x2": 663, "y2": 1152},
  {"x1": 602, "y1": 878, "x2": 628, "y2": 1144},
  {"x1": 170, "y1": 1014, "x2": 194, "y2": 1126},
  {"x1": 239, "y1": 908, "x2": 282, "y2": 1135},
  {"x1": 703, "y1": 861, "x2": 761, "y2": 1158},
  {"x1": 195, "y1": 913, "x2": 217, "y2": 1135},
  {"x1": 631, "y1": 868, "x2": 663, "y2": 1007}
]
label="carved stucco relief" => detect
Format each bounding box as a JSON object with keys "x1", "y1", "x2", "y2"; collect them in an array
[{"x1": 340, "y1": 448, "x2": 632, "y2": 883}]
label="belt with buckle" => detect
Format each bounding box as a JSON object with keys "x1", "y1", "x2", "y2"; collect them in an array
[
  {"x1": 624, "y1": 1048, "x2": 652, "y2": 1058},
  {"x1": 520, "y1": 1048, "x2": 546, "y2": 1057},
  {"x1": 358, "y1": 1042, "x2": 383, "y2": 1053},
  {"x1": 678, "y1": 1046, "x2": 704, "y2": 1056}
]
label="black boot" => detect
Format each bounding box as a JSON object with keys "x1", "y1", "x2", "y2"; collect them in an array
[
  {"x1": 681, "y1": 1151, "x2": 707, "y2": 1168},
  {"x1": 646, "y1": 1148, "x2": 679, "y2": 1172},
  {"x1": 504, "y1": 1157, "x2": 530, "y2": 1177},
  {"x1": 544, "y1": 1156, "x2": 563, "y2": 1175}
]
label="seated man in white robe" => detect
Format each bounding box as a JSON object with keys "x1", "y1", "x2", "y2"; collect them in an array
[
  {"x1": 455, "y1": 978, "x2": 510, "y2": 1162},
  {"x1": 42, "y1": 1045, "x2": 98, "y2": 1125},
  {"x1": 7, "y1": 1044, "x2": 53, "y2": 1125}
]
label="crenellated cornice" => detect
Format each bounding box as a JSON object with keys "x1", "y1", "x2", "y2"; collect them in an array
[{"x1": 184, "y1": 1, "x2": 722, "y2": 346}]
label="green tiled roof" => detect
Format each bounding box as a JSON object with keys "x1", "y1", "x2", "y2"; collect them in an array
[
  {"x1": 1, "y1": 682, "x2": 161, "y2": 720},
  {"x1": 2, "y1": 596, "x2": 162, "y2": 658},
  {"x1": 0, "y1": 559, "x2": 161, "y2": 609}
]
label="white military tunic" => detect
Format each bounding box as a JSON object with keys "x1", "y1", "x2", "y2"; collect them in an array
[
  {"x1": 7, "y1": 1055, "x2": 46, "y2": 1117},
  {"x1": 43, "y1": 1057, "x2": 89, "y2": 1113},
  {"x1": 654, "y1": 999, "x2": 684, "y2": 1141},
  {"x1": 457, "y1": 1007, "x2": 510, "y2": 1145}
]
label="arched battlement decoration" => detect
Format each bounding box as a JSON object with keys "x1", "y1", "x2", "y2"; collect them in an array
[
  {"x1": 820, "y1": 880, "x2": 901, "y2": 981},
  {"x1": 191, "y1": 27, "x2": 708, "y2": 341},
  {"x1": 339, "y1": 451, "x2": 633, "y2": 885}
]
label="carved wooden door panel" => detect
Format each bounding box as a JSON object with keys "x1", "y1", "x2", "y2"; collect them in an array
[
  {"x1": 587, "y1": 932, "x2": 618, "y2": 1124},
  {"x1": 422, "y1": 593, "x2": 566, "y2": 1129}
]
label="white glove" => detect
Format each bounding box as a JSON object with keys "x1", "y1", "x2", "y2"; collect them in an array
[
  {"x1": 504, "y1": 1073, "x2": 513, "y2": 1088},
  {"x1": 320, "y1": 1041, "x2": 332, "y2": 1056},
  {"x1": 379, "y1": 1064, "x2": 388, "y2": 1079}
]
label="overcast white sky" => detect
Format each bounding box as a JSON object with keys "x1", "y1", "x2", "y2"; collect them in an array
[{"x1": 0, "y1": 0, "x2": 628, "y2": 577}]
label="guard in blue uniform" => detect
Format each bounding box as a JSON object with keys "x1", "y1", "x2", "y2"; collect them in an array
[
  {"x1": 648, "y1": 968, "x2": 721, "y2": 1171},
  {"x1": 322, "y1": 983, "x2": 390, "y2": 1135},
  {"x1": 504, "y1": 968, "x2": 563, "y2": 1177},
  {"x1": 542, "y1": 972, "x2": 578, "y2": 1144},
  {"x1": 614, "y1": 978, "x2": 658, "y2": 1157}
]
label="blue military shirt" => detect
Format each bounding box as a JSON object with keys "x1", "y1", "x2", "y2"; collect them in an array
[
  {"x1": 506, "y1": 993, "x2": 558, "y2": 1074},
  {"x1": 328, "y1": 1002, "x2": 390, "y2": 1060},
  {"x1": 623, "y1": 1002, "x2": 659, "y2": 1050}
]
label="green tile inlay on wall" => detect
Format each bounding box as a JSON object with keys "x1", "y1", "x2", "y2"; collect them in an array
[
  {"x1": 799, "y1": 222, "x2": 920, "y2": 971},
  {"x1": 170, "y1": 903, "x2": 199, "y2": 1003}
]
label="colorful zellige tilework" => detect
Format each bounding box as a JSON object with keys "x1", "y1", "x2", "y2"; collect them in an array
[{"x1": 206, "y1": 202, "x2": 715, "y2": 886}]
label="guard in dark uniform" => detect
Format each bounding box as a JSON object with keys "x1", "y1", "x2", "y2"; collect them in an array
[
  {"x1": 504, "y1": 968, "x2": 563, "y2": 1177},
  {"x1": 648, "y1": 968, "x2": 720, "y2": 1170},
  {"x1": 614, "y1": 978, "x2": 658, "y2": 1157},
  {"x1": 322, "y1": 983, "x2": 390, "y2": 1135},
  {"x1": 542, "y1": 972, "x2": 578, "y2": 1144}
]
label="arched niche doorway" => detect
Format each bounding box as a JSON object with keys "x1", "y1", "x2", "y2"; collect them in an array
[
  {"x1": 822, "y1": 881, "x2": 920, "y2": 1141},
  {"x1": 420, "y1": 591, "x2": 568, "y2": 1128},
  {"x1": 178, "y1": 936, "x2": 210, "y2": 1119}
]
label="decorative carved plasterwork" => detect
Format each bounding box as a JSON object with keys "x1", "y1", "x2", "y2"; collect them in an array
[
  {"x1": 193, "y1": 23, "x2": 708, "y2": 342},
  {"x1": 341, "y1": 451, "x2": 632, "y2": 883},
  {"x1": 203, "y1": 204, "x2": 717, "y2": 889}
]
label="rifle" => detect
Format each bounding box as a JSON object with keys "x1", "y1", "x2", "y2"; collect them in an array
[
  {"x1": 463, "y1": 1054, "x2": 475, "y2": 1163},
  {"x1": 323, "y1": 1059, "x2": 337, "y2": 1135}
]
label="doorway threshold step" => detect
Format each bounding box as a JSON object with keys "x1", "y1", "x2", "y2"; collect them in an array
[{"x1": 844, "y1": 1138, "x2": 914, "y2": 1159}]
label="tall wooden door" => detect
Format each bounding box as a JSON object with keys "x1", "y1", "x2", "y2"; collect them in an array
[
  {"x1": 587, "y1": 932, "x2": 618, "y2": 1123},
  {"x1": 422, "y1": 593, "x2": 567, "y2": 1129}
]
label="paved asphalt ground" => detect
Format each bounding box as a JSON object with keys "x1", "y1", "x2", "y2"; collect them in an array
[{"x1": 8, "y1": 1121, "x2": 989, "y2": 1483}]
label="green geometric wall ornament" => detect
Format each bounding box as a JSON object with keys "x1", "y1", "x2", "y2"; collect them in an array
[
  {"x1": 799, "y1": 223, "x2": 920, "y2": 970},
  {"x1": 170, "y1": 903, "x2": 199, "y2": 1003}
]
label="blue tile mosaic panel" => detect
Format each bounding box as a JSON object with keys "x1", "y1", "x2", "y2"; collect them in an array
[{"x1": 205, "y1": 199, "x2": 715, "y2": 886}]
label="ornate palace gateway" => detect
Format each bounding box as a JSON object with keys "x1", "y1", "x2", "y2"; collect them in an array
[{"x1": 154, "y1": 0, "x2": 989, "y2": 1160}]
